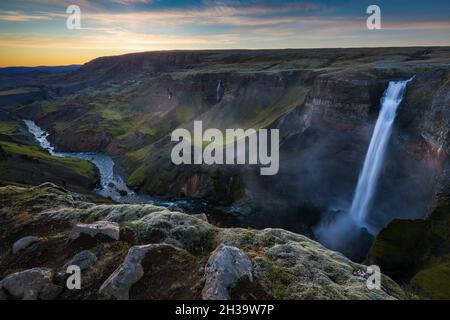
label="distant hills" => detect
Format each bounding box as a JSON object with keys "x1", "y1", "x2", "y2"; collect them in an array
[{"x1": 0, "y1": 65, "x2": 81, "y2": 74}]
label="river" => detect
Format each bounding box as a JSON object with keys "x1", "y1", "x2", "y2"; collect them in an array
[
  {"x1": 24, "y1": 120, "x2": 198, "y2": 206},
  {"x1": 23, "y1": 119, "x2": 241, "y2": 226}
]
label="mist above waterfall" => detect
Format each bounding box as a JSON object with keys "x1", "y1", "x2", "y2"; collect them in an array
[
  {"x1": 314, "y1": 78, "x2": 417, "y2": 255},
  {"x1": 350, "y1": 78, "x2": 414, "y2": 231}
]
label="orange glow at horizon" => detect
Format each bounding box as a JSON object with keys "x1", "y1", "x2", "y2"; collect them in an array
[{"x1": 0, "y1": 47, "x2": 136, "y2": 67}]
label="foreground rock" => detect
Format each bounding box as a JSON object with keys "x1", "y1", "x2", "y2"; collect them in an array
[
  {"x1": 202, "y1": 244, "x2": 253, "y2": 300},
  {"x1": 0, "y1": 268, "x2": 61, "y2": 300},
  {"x1": 64, "y1": 250, "x2": 98, "y2": 272},
  {"x1": 219, "y1": 228, "x2": 405, "y2": 300},
  {"x1": 0, "y1": 184, "x2": 406, "y2": 300},
  {"x1": 12, "y1": 236, "x2": 40, "y2": 254},
  {"x1": 99, "y1": 244, "x2": 196, "y2": 300},
  {"x1": 99, "y1": 244, "x2": 156, "y2": 300},
  {"x1": 69, "y1": 221, "x2": 120, "y2": 242}
]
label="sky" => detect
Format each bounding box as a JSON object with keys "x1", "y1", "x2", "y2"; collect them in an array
[{"x1": 0, "y1": 0, "x2": 449, "y2": 66}]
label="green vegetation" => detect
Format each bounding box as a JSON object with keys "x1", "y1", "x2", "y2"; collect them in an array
[
  {"x1": 257, "y1": 256, "x2": 294, "y2": 299},
  {"x1": 0, "y1": 141, "x2": 95, "y2": 178},
  {"x1": 128, "y1": 165, "x2": 148, "y2": 189},
  {"x1": 251, "y1": 85, "x2": 309, "y2": 129},
  {"x1": 0, "y1": 184, "x2": 407, "y2": 300},
  {"x1": 411, "y1": 254, "x2": 450, "y2": 299},
  {"x1": 0, "y1": 120, "x2": 19, "y2": 135},
  {"x1": 1, "y1": 268, "x2": 25, "y2": 278},
  {"x1": 368, "y1": 219, "x2": 430, "y2": 278},
  {"x1": 368, "y1": 197, "x2": 450, "y2": 299}
]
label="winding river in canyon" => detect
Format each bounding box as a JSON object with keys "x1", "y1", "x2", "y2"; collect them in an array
[
  {"x1": 24, "y1": 119, "x2": 248, "y2": 229},
  {"x1": 23, "y1": 120, "x2": 209, "y2": 210}
]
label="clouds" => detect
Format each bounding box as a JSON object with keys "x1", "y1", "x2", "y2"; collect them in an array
[
  {"x1": 110, "y1": 0, "x2": 153, "y2": 4},
  {"x1": 0, "y1": 0, "x2": 449, "y2": 66},
  {"x1": 0, "y1": 10, "x2": 53, "y2": 22}
]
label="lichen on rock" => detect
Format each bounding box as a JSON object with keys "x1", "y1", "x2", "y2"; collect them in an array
[
  {"x1": 202, "y1": 244, "x2": 253, "y2": 300},
  {"x1": 0, "y1": 267, "x2": 61, "y2": 300}
]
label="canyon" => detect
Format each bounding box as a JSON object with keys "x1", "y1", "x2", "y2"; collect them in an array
[{"x1": 0, "y1": 47, "x2": 449, "y2": 299}]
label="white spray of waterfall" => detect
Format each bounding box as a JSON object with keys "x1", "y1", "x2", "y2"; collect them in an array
[
  {"x1": 216, "y1": 80, "x2": 222, "y2": 103},
  {"x1": 349, "y1": 77, "x2": 414, "y2": 231}
]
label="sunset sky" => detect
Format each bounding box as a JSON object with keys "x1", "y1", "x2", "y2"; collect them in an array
[{"x1": 1, "y1": 0, "x2": 449, "y2": 67}]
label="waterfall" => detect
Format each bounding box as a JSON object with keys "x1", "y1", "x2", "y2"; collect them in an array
[
  {"x1": 349, "y1": 77, "x2": 414, "y2": 231},
  {"x1": 216, "y1": 80, "x2": 222, "y2": 103}
]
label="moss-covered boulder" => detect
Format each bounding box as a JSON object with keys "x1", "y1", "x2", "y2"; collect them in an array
[{"x1": 367, "y1": 197, "x2": 450, "y2": 299}]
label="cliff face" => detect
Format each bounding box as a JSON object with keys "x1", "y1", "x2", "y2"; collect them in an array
[
  {"x1": 398, "y1": 69, "x2": 450, "y2": 154},
  {"x1": 0, "y1": 183, "x2": 405, "y2": 300},
  {"x1": 304, "y1": 77, "x2": 387, "y2": 127},
  {"x1": 366, "y1": 196, "x2": 450, "y2": 299},
  {"x1": 264, "y1": 68, "x2": 447, "y2": 237}
]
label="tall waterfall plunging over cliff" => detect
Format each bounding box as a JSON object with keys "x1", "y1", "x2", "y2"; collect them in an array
[
  {"x1": 349, "y1": 78, "x2": 414, "y2": 232},
  {"x1": 216, "y1": 80, "x2": 222, "y2": 103}
]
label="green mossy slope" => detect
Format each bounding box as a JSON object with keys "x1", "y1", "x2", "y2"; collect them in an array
[{"x1": 367, "y1": 198, "x2": 450, "y2": 299}]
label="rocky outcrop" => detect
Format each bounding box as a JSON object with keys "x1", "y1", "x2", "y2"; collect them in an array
[
  {"x1": 367, "y1": 196, "x2": 450, "y2": 299},
  {"x1": 0, "y1": 268, "x2": 61, "y2": 300},
  {"x1": 0, "y1": 184, "x2": 405, "y2": 300},
  {"x1": 12, "y1": 236, "x2": 40, "y2": 254},
  {"x1": 99, "y1": 244, "x2": 182, "y2": 300},
  {"x1": 99, "y1": 244, "x2": 154, "y2": 300},
  {"x1": 218, "y1": 228, "x2": 405, "y2": 300},
  {"x1": 69, "y1": 221, "x2": 120, "y2": 242},
  {"x1": 304, "y1": 76, "x2": 387, "y2": 128},
  {"x1": 202, "y1": 244, "x2": 253, "y2": 300},
  {"x1": 64, "y1": 250, "x2": 97, "y2": 272},
  {"x1": 398, "y1": 69, "x2": 450, "y2": 154}
]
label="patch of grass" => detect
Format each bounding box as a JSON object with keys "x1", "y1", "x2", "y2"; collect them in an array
[
  {"x1": 0, "y1": 87, "x2": 39, "y2": 96},
  {"x1": 1, "y1": 268, "x2": 26, "y2": 278},
  {"x1": 411, "y1": 254, "x2": 450, "y2": 299},
  {"x1": 252, "y1": 86, "x2": 309, "y2": 129},
  {"x1": 369, "y1": 197, "x2": 450, "y2": 299},
  {"x1": 128, "y1": 165, "x2": 147, "y2": 189},
  {"x1": 260, "y1": 258, "x2": 294, "y2": 299},
  {"x1": 106, "y1": 119, "x2": 134, "y2": 137},
  {"x1": 258, "y1": 234, "x2": 278, "y2": 248},
  {"x1": 0, "y1": 141, "x2": 96, "y2": 178},
  {"x1": 0, "y1": 120, "x2": 19, "y2": 135},
  {"x1": 368, "y1": 219, "x2": 430, "y2": 279},
  {"x1": 98, "y1": 109, "x2": 122, "y2": 121}
]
